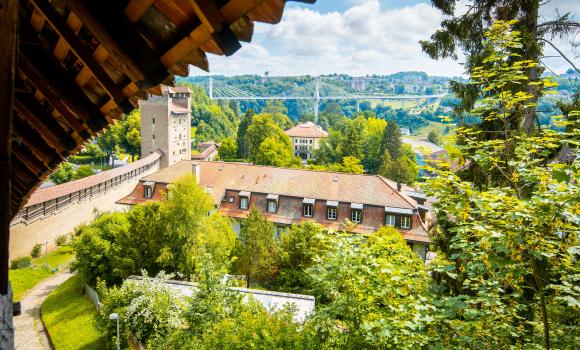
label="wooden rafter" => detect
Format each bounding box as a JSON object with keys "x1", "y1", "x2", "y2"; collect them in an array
[
  {"x1": 12, "y1": 118, "x2": 59, "y2": 167},
  {"x1": 31, "y1": 0, "x2": 133, "y2": 114}
]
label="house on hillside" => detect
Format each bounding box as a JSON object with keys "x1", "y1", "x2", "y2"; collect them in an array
[
  {"x1": 284, "y1": 122, "x2": 328, "y2": 161},
  {"x1": 119, "y1": 161, "x2": 432, "y2": 260}
]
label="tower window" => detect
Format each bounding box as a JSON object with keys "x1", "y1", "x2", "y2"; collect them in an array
[
  {"x1": 152, "y1": 118, "x2": 155, "y2": 124},
  {"x1": 152, "y1": 134, "x2": 155, "y2": 140}
]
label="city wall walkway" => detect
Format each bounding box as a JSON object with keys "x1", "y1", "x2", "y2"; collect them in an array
[{"x1": 9, "y1": 152, "x2": 161, "y2": 259}]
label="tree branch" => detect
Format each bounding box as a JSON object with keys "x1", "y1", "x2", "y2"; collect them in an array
[{"x1": 539, "y1": 38, "x2": 580, "y2": 74}]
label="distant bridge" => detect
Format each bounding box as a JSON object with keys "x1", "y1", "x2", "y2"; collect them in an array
[{"x1": 191, "y1": 76, "x2": 448, "y2": 118}]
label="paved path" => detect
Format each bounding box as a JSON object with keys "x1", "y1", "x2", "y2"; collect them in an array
[{"x1": 14, "y1": 271, "x2": 74, "y2": 350}]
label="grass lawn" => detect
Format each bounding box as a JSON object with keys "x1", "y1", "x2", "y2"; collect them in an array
[
  {"x1": 10, "y1": 245, "x2": 75, "y2": 301},
  {"x1": 42, "y1": 274, "x2": 106, "y2": 350}
]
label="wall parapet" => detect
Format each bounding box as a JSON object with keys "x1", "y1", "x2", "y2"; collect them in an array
[{"x1": 11, "y1": 151, "x2": 162, "y2": 226}]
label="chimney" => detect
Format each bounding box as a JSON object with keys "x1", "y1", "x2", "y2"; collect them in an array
[
  {"x1": 192, "y1": 162, "x2": 200, "y2": 184},
  {"x1": 397, "y1": 182, "x2": 402, "y2": 192}
]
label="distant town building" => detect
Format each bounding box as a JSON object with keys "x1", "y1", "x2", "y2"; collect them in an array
[
  {"x1": 403, "y1": 137, "x2": 446, "y2": 176},
  {"x1": 400, "y1": 127, "x2": 411, "y2": 136},
  {"x1": 284, "y1": 122, "x2": 328, "y2": 161},
  {"x1": 140, "y1": 86, "x2": 192, "y2": 168},
  {"x1": 119, "y1": 161, "x2": 432, "y2": 260},
  {"x1": 348, "y1": 78, "x2": 368, "y2": 91}
]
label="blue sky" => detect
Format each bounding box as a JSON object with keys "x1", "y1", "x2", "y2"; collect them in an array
[{"x1": 199, "y1": 0, "x2": 579, "y2": 77}]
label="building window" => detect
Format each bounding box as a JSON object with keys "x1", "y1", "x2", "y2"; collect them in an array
[
  {"x1": 267, "y1": 200, "x2": 277, "y2": 213},
  {"x1": 327, "y1": 207, "x2": 337, "y2": 220},
  {"x1": 401, "y1": 216, "x2": 411, "y2": 229},
  {"x1": 144, "y1": 186, "x2": 152, "y2": 198},
  {"x1": 351, "y1": 209, "x2": 362, "y2": 223},
  {"x1": 152, "y1": 118, "x2": 155, "y2": 124},
  {"x1": 240, "y1": 197, "x2": 249, "y2": 210},
  {"x1": 385, "y1": 214, "x2": 396, "y2": 226},
  {"x1": 303, "y1": 204, "x2": 313, "y2": 217},
  {"x1": 228, "y1": 196, "x2": 234, "y2": 203},
  {"x1": 152, "y1": 133, "x2": 155, "y2": 139}
]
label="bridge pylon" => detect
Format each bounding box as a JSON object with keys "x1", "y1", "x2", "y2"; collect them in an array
[{"x1": 314, "y1": 76, "x2": 320, "y2": 123}]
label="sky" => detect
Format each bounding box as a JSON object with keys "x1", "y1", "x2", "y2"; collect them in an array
[{"x1": 197, "y1": 0, "x2": 579, "y2": 77}]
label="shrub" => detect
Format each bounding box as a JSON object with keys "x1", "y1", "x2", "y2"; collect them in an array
[
  {"x1": 31, "y1": 243, "x2": 43, "y2": 258},
  {"x1": 69, "y1": 155, "x2": 96, "y2": 164},
  {"x1": 55, "y1": 235, "x2": 68, "y2": 247},
  {"x1": 10, "y1": 256, "x2": 32, "y2": 270}
]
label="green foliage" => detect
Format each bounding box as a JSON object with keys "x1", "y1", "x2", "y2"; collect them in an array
[
  {"x1": 72, "y1": 175, "x2": 236, "y2": 286},
  {"x1": 378, "y1": 145, "x2": 419, "y2": 184},
  {"x1": 381, "y1": 120, "x2": 402, "y2": 158},
  {"x1": 237, "y1": 109, "x2": 254, "y2": 158},
  {"x1": 73, "y1": 165, "x2": 94, "y2": 180},
  {"x1": 117, "y1": 109, "x2": 141, "y2": 160},
  {"x1": 49, "y1": 162, "x2": 76, "y2": 184},
  {"x1": 152, "y1": 272, "x2": 306, "y2": 349},
  {"x1": 272, "y1": 222, "x2": 328, "y2": 294},
  {"x1": 427, "y1": 129, "x2": 442, "y2": 145},
  {"x1": 218, "y1": 137, "x2": 238, "y2": 160},
  {"x1": 233, "y1": 207, "x2": 278, "y2": 288},
  {"x1": 42, "y1": 274, "x2": 106, "y2": 350},
  {"x1": 305, "y1": 227, "x2": 433, "y2": 349},
  {"x1": 10, "y1": 256, "x2": 32, "y2": 270},
  {"x1": 423, "y1": 21, "x2": 580, "y2": 349},
  {"x1": 254, "y1": 136, "x2": 300, "y2": 167},
  {"x1": 31, "y1": 243, "x2": 42, "y2": 258},
  {"x1": 97, "y1": 123, "x2": 121, "y2": 166},
  {"x1": 311, "y1": 156, "x2": 364, "y2": 174},
  {"x1": 97, "y1": 272, "x2": 186, "y2": 349},
  {"x1": 339, "y1": 116, "x2": 365, "y2": 160},
  {"x1": 55, "y1": 234, "x2": 68, "y2": 246}
]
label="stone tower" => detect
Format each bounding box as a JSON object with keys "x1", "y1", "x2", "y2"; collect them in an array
[{"x1": 139, "y1": 86, "x2": 192, "y2": 169}]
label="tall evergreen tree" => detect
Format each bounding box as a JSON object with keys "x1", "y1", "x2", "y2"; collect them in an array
[
  {"x1": 420, "y1": 0, "x2": 579, "y2": 134},
  {"x1": 233, "y1": 207, "x2": 278, "y2": 288},
  {"x1": 237, "y1": 109, "x2": 254, "y2": 158},
  {"x1": 339, "y1": 117, "x2": 365, "y2": 160},
  {"x1": 381, "y1": 121, "x2": 402, "y2": 159}
]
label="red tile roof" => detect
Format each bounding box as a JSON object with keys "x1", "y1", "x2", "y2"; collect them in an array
[
  {"x1": 25, "y1": 151, "x2": 162, "y2": 207},
  {"x1": 140, "y1": 161, "x2": 416, "y2": 209},
  {"x1": 284, "y1": 122, "x2": 328, "y2": 138}
]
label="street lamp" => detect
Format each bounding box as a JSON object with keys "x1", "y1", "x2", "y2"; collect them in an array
[{"x1": 109, "y1": 312, "x2": 120, "y2": 350}]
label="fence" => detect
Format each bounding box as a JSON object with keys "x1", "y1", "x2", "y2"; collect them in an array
[{"x1": 10, "y1": 151, "x2": 162, "y2": 226}]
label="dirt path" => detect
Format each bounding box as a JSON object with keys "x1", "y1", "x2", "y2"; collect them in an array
[{"x1": 13, "y1": 271, "x2": 74, "y2": 350}]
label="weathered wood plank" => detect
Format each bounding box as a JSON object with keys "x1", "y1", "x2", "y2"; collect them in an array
[
  {"x1": 0, "y1": 0, "x2": 18, "y2": 298},
  {"x1": 125, "y1": 0, "x2": 156, "y2": 22}
]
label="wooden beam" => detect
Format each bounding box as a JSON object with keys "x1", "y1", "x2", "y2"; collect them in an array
[
  {"x1": 12, "y1": 118, "x2": 59, "y2": 167},
  {"x1": 0, "y1": 0, "x2": 17, "y2": 297},
  {"x1": 125, "y1": 0, "x2": 156, "y2": 22},
  {"x1": 13, "y1": 93, "x2": 74, "y2": 155},
  {"x1": 31, "y1": 0, "x2": 133, "y2": 114},
  {"x1": 18, "y1": 42, "x2": 109, "y2": 133},
  {"x1": 63, "y1": 0, "x2": 169, "y2": 89},
  {"x1": 189, "y1": 0, "x2": 241, "y2": 56},
  {"x1": 12, "y1": 145, "x2": 45, "y2": 176}
]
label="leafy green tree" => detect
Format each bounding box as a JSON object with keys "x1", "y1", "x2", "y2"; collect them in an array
[
  {"x1": 311, "y1": 156, "x2": 364, "y2": 174},
  {"x1": 49, "y1": 162, "x2": 76, "y2": 184},
  {"x1": 263, "y1": 100, "x2": 293, "y2": 130},
  {"x1": 72, "y1": 175, "x2": 235, "y2": 285},
  {"x1": 420, "y1": 1, "x2": 578, "y2": 134},
  {"x1": 312, "y1": 130, "x2": 343, "y2": 165},
  {"x1": 273, "y1": 222, "x2": 328, "y2": 294},
  {"x1": 97, "y1": 272, "x2": 186, "y2": 349},
  {"x1": 381, "y1": 120, "x2": 402, "y2": 159},
  {"x1": 378, "y1": 146, "x2": 418, "y2": 184},
  {"x1": 73, "y1": 165, "x2": 94, "y2": 180},
  {"x1": 427, "y1": 129, "x2": 442, "y2": 145},
  {"x1": 118, "y1": 109, "x2": 141, "y2": 161},
  {"x1": 218, "y1": 137, "x2": 238, "y2": 160},
  {"x1": 97, "y1": 123, "x2": 121, "y2": 166},
  {"x1": 339, "y1": 116, "x2": 365, "y2": 160},
  {"x1": 254, "y1": 136, "x2": 299, "y2": 167},
  {"x1": 233, "y1": 207, "x2": 278, "y2": 288},
  {"x1": 424, "y1": 21, "x2": 580, "y2": 349},
  {"x1": 305, "y1": 227, "x2": 433, "y2": 349},
  {"x1": 362, "y1": 117, "x2": 388, "y2": 173},
  {"x1": 237, "y1": 109, "x2": 254, "y2": 158},
  {"x1": 245, "y1": 114, "x2": 289, "y2": 161}
]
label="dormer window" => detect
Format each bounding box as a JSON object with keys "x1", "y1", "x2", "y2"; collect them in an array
[
  {"x1": 350, "y1": 203, "x2": 363, "y2": 223},
  {"x1": 385, "y1": 214, "x2": 396, "y2": 226},
  {"x1": 143, "y1": 181, "x2": 155, "y2": 198},
  {"x1": 326, "y1": 200, "x2": 338, "y2": 220},
  {"x1": 303, "y1": 198, "x2": 314, "y2": 217},
  {"x1": 239, "y1": 191, "x2": 250, "y2": 210},
  {"x1": 401, "y1": 216, "x2": 411, "y2": 229},
  {"x1": 385, "y1": 206, "x2": 413, "y2": 229},
  {"x1": 266, "y1": 194, "x2": 279, "y2": 213}
]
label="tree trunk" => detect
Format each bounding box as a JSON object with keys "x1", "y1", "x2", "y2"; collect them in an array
[
  {"x1": 246, "y1": 273, "x2": 250, "y2": 288},
  {"x1": 521, "y1": 0, "x2": 542, "y2": 134},
  {"x1": 539, "y1": 290, "x2": 551, "y2": 350}
]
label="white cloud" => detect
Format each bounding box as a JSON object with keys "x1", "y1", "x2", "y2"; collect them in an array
[{"x1": 197, "y1": 0, "x2": 578, "y2": 77}]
